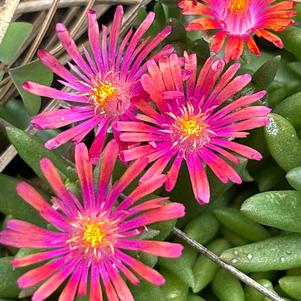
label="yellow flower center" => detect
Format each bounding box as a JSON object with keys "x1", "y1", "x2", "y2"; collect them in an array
[
  {"x1": 229, "y1": 0, "x2": 248, "y2": 12},
  {"x1": 180, "y1": 119, "x2": 204, "y2": 137},
  {"x1": 90, "y1": 80, "x2": 117, "y2": 109},
  {"x1": 82, "y1": 222, "x2": 106, "y2": 249}
]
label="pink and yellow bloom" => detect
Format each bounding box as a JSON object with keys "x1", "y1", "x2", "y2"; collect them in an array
[
  {"x1": 179, "y1": 0, "x2": 296, "y2": 61},
  {"x1": 0, "y1": 141, "x2": 184, "y2": 301},
  {"x1": 115, "y1": 53, "x2": 271, "y2": 204},
  {"x1": 23, "y1": 5, "x2": 173, "y2": 163}
]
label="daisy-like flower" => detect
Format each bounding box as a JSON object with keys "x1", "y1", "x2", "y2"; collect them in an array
[
  {"x1": 23, "y1": 6, "x2": 173, "y2": 163},
  {"x1": 179, "y1": 0, "x2": 296, "y2": 61},
  {"x1": 115, "y1": 53, "x2": 271, "y2": 204},
  {"x1": 0, "y1": 141, "x2": 184, "y2": 301}
]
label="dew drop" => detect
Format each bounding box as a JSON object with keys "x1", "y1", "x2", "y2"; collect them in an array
[
  {"x1": 247, "y1": 254, "x2": 253, "y2": 260},
  {"x1": 266, "y1": 116, "x2": 279, "y2": 136},
  {"x1": 280, "y1": 256, "x2": 285, "y2": 262},
  {"x1": 52, "y1": 203, "x2": 59, "y2": 210},
  {"x1": 286, "y1": 250, "x2": 292, "y2": 255},
  {"x1": 231, "y1": 258, "x2": 238, "y2": 264},
  {"x1": 234, "y1": 250, "x2": 239, "y2": 255}
]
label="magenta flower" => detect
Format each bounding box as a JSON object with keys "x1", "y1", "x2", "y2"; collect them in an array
[
  {"x1": 179, "y1": 0, "x2": 296, "y2": 61},
  {"x1": 0, "y1": 141, "x2": 184, "y2": 301},
  {"x1": 23, "y1": 6, "x2": 173, "y2": 163},
  {"x1": 115, "y1": 53, "x2": 271, "y2": 204}
]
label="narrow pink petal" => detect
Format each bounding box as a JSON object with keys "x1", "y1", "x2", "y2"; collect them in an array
[
  {"x1": 120, "y1": 144, "x2": 155, "y2": 162},
  {"x1": 105, "y1": 262, "x2": 134, "y2": 301},
  {"x1": 206, "y1": 63, "x2": 241, "y2": 107},
  {"x1": 16, "y1": 182, "x2": 70, "y2": 230},
  {"x1": 139, "y1": 153, "x2": 172, "y2": 183},
  {"x1": 214, "y1": 116, "x2": 269, "y2": 133},
  {"x1": 119, "y1": 132, "x2": 169, "y2": 143},
  {"x1": 166, "y1": 152, "x2": 183, "y2": 191},
  {"x1": 32, "y1": 106, "x2": 94, "y2": 130},
  {"x1": 89, "y1": 119, "x2": 110, "y2": 164},
  {"x1": 210, "y1": 31, "x2": 227, "y2": 54},
  {"x1": 58, "y1": 264, "x2": 82, "y2": 301},
  {"x1": 75, "y1": 143, "x2": 95, "y2": 209},
  {"x1": 211, "y1": 139, "x2": 263, "y2": 160},
  {"x1": 158, "y1": 55, "x2": 175, "y2": 91},
  {"x1": 12, "y1": 249, "x2": 68, "y2": 268},
  {"x1": 146, "y1": 59, "x2": 166, "y2": 92},
  {"x1": 45, "y1": 116, "x2": 99, "y2": 149},
  {"x1": 121, "y1": 12, "x2": 155, "y2": 76},
  {"x1": 37, "y1": 49, "x2": 87, "y2": 91},
  {"x1": 214, "y1": 74, "x2": 252, "y2": 106},
  {"x1": 194, "y1": 56, "x2": 216, "y2": 100},
  {"x1": 77, "y1": 262, "x2": 90, "y2": 297},
  {"x1": 115, "y1": 121, "x2": 161, "y2": 133},
  {"x1": 112, "y1": 259, "x2": 139, "y2": 285},
  {"x1": 87, "y1": 10, "x2": 103, "y2": 71},
  {"x1": 116, "y1": 28, "x2": 133, "y2": 72},
  {"x1": 131, "y1": 98, "x2": 164, "y2": 121},
  {"x1": 99, "y1": 263, "x2": 119, "y2": 301},
  {"x1": 23, "y1": 81, "x2": 88, "y2": 103},
  {"x1": 209, "y1": 91, "x2": 267, "y2": 121},
  {"x1": 120, "y1": 203, "x2": 185, "y2": 231},
  {"x1": 184, "y1": 52, "x2": 197, "y2": 100},
  {"x1": 186, "y1": 154, "x2": 210, "y2": 204},
  {"x1": 109, "y1": 5, "x2": 123, "y2": 65},
  {"x1": 90, "y1": 263, "x2": 103, "y2": 301},
  {"x1": 18, "y1": 257, "x2": 68, "y2": 288},
  {"x1": 40, "y1": 158, "x2": 79, "y2": 216},
  {"x1": 117, "y1": 175, "x2": 166, "y2": 211},
  {"x1": 97, "y1": 139, "x2": 119, "y2": 204},
  {"x1": 116, "y1": 250, "x2": 165, "y2": 285},
  {"x1": 125, "y1": 197, "x2": 170, "y2": 217},
  {"x1": 56, "y1": 23, "x2": 92, "y2": 75},
  {"x1": 201, "y1": 148, "x2": 242, "y2": 184},
  {"x1": 117, "y1": 239, "x2": 183, "y2": 258},
  {"x1": 206, "y1": 143, "x2": 240, "y2": 164},
  {"x1": 105, "y1": 157, "x2": 149, "y2": 208},
  {"x1": 101, "y1": 24, "x2": 109, "y2": 70},
  {"x1": 32, "y1": 260, "x2": 76, "y2": 301}
]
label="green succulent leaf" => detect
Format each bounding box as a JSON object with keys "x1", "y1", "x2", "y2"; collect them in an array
[
  {"x1": 264, "y1": 113, "x2": 301, "y2": 172},
  {"x1": 212, "y1": 269, "x2": 245, "y2": 301},
  {"x1": 241, "y1": 190, "x2": 301, "y2": 232},
  {"x1": 279, "y1": 276, "x2": 301, "y2": 301},
  {"x1": 0, "y1": 22, "x2": 32, "y2": 64},
  {"x1": 0, "y1": 173, "x2": 44, "y2": 226},
  {"x1": 221, "y1": 234, "x2": 301, "y2": 272},
  {"x1": 158, "y1": 242, "x2": 197, "y2": 288},
  {"x1": 6, "y1": 126, "x2": 77, "y2": 181},
  {"x1": 286, "y1": 167, "x2": 301, "y2": 190},
  {"x1": 10, "y1": 60, "x2": 53, "y2": 115},
  {"x1": 253, "y1": 56, "x2": 281, "y2": 89},
  {"x1": 214, "y1": 207, "x2": 270, "y2": 242}
]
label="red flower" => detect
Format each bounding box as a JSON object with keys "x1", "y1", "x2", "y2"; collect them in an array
[{"x1": 179, "y1": 0, "x2": 296, "y2": 61}]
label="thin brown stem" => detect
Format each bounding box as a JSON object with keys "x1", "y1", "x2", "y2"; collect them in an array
[{"x1": 173, "y1": 228, "x2": 284, "y2": 301}]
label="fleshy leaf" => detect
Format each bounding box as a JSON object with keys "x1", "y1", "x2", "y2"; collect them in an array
[
  {"x1": 0, "y1": 173, "x2": 45, "y2": 226},
  {"x1": 241, "y1": 190, "x2": 301, "y2": 233},
  {"x1": 10, "y1": 60, "x2": 53, "y2": 115},
  {"x1": 0, "y1": 22, "x2": 32, "y2": 64},
  {"x1": 221, "y1": 234, "x2": 301, "y2": 272},
  {"x1": 6, "y1": 126, "x2": 77, "y2": 181}
]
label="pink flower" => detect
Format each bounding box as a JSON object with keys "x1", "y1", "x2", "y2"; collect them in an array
[
  {"x1": 115, "y1": 53, "x2": 271, "y2": 204},
  {"x1": 23, "y1": 6, "x2": 173, "y2": 163},
  {"x1": 179, "y1": 0, "x2": 296, "y2": 61},
  {"x1": 0, "y1": 141, "x2": 184, "y2": 301}
]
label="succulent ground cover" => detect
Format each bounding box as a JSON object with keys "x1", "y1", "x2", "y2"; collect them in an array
[{"x1": 0, "y1": 0, "x2": 301, "y2": 300}]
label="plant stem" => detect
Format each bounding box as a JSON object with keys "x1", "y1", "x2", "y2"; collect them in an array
[{"x1": 173, "y1": 227, "x2": 284, "y2": 301}]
